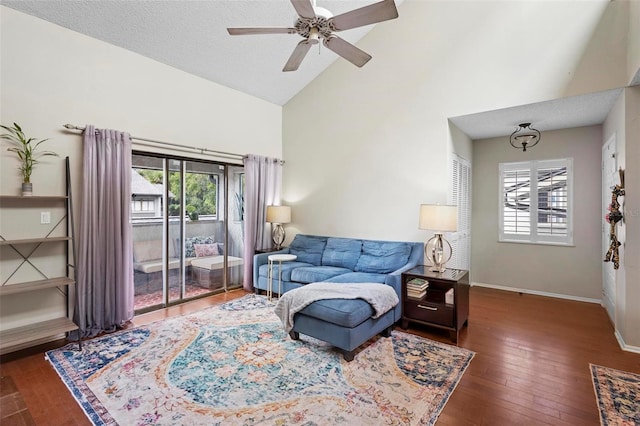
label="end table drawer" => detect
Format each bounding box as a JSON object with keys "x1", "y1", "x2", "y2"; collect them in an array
[{"x1": 404, "y1": 301, "x2": 454, "y2": 327}]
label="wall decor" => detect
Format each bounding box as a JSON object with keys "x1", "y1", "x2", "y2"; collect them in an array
[{"x1": 604, "y1": 168, "x2": 625, "y2": 269}]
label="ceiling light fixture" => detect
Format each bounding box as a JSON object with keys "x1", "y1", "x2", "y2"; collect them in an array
[{"x1": 510, "y1": 123, "x2": 541, "y2": 152}]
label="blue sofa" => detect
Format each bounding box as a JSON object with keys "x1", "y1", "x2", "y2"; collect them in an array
[{"x1": 253, "y1": 234, "x2": 424, "y2": 360}]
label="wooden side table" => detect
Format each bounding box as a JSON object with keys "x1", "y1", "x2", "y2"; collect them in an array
[
  {"x1": 267, "y1": 254, "x2": 297, "y2": 300},
  {"x1": 400, "y1": 266, "x2": 469, "y2": 343}
]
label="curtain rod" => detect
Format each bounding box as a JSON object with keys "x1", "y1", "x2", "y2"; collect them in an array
[{"x1": 63, "y1": 124, "x2": 245, "y2": 161}]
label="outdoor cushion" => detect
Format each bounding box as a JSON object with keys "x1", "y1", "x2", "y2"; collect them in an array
[
  {"x1": 258, "y1": 261, "x2": 314, "y2": 281},
  {"x1": 288, "y1": 235, "x2": 327, "y2": 265},
  {"x1": 354, "y1": 241, "x2": 411, "y2": 274},
  {"x1": 324, "y1": 271, "x2": 387, "y2": 284},
  {"x1": 290, "y1": 266, "x2": 353, "y2": 284},
  {"x1": 184, "y1": 235, "x2": 215, "y2": 258},
  {"x1": 297, "y1": 298, "x2": 374, "y2": 328},
  {"x1": 321, "y1": 237, "x2": 362, "y2": 270}
]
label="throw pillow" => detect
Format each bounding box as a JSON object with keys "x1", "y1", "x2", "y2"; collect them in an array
[
  {"x1": 185, "y1": 235, "x2": 215, "y2": 258},
  {"x1": 194, "y1": 243, "x2": 219, "y2": 257}
]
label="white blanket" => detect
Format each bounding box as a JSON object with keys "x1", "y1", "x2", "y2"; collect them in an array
[{"x1": 274, "y1": 282, "x2": 399, "y2": 333}]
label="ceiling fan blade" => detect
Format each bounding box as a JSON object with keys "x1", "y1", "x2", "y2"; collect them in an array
[
  {"x1": 323, "y1": 36, "x2": 372, "y2": 67},
  {"x1": 330, "y1": 0, "x2": 399, "y2": 31},
  {"x1": 227, "y1": 27, "x2": 296, "y2": 35},
  {"x1": 290, "y1": 0, "x2": 316, "y2": 19},
  {"x1": 283, "y1": 40, "x2": 312, "y2": 72}
]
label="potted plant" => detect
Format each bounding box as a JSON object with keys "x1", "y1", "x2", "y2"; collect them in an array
[{"x1": 1, "y1": 122, "x2": 58, "y2": 196}]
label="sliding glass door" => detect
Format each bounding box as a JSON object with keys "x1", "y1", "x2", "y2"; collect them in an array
[{"x1": 131, "y1": 153, "x2": 244, "y2": 313}]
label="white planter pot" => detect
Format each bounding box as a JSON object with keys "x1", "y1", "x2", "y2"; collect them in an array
[{"x1": 22, "y1": 182, "x2": 33, "y2": 196}]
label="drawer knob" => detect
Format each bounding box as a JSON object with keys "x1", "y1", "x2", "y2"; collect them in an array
[{"x1": 418, "y1": 304, "x2": 438, "y2": 311}]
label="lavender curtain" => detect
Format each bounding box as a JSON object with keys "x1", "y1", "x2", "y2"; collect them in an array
[
  {"x1": 242, "y1": 154, "x2": 282, "y2": 291},
  {"x1": 74, "y1": 125, "x2": 134, "y2": 337}
]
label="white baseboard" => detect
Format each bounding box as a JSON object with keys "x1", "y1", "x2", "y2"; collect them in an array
[
  {"x1": 615, "y1": 330, "x2": 640, "y2": 354},
  {"x1": 471, "y1": 281, "x2": 602, "y2": 304},
  {"x1": 472, "y1": 282, "x2": 640, "y2": 354}
]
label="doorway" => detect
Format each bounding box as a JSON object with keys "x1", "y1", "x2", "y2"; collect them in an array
[
  {"x1": 131, "y1": 153, "x2": 244, "y2": 313},
  {"x1": 602, "y1": 134, "x2": 616, "y2": 323}
]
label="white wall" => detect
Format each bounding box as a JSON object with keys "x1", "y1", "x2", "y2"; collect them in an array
[
  {"x1": 0, "y1": 7, "x2": 282, "y2": 329},
  {"x1": 283, "y1": 1, "x2": 615, "y2": 245},
  {"x1": 471, "y1": 126, "x2": 603, "y2": 300}
]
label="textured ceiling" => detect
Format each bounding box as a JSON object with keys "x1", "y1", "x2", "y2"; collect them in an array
[
  {"x1": 449, "y1": 88, "x2": 623, "y2": 141},
  {"x1": 3, "y1": 0, "x2": 395, "y2": 106}
]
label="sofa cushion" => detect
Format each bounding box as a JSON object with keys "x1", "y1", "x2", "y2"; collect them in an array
[
  {"x1": 185, "y1": 235, "x2": 215, "y2": 258},
  {"x1": 354, "y1": 241, "x2": 411, "y2": 274},
  {"x1": 290, "y1": 266, "x2": 353, "y2": 284},
  {"x1": 194, "y1": 243, "x2": 219, "y2": 257},
  {"x1": 321, "y1": 237, "x2": 362, "y2": 270},
  {"x1": 324, "y1": 272, "x2": 387, "y2": 284},
  {"x1": 258, "y1": 261, "x2": 314, "y2": 281},
  {"x1": 289, "y1": 235, "x2": 327, "y2": 266},
  {"x1": 297, "y1": 298, "x2": 374, "y2": 328}
]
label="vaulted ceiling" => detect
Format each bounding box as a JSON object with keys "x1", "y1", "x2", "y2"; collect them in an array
[{"x1": 3, "y1": 0, "x2": 397, "y2": 106}]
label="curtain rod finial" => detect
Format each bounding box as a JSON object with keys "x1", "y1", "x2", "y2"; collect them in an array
[{"x1": 63, "y1": 124, "x2": 75, "y2": 129}]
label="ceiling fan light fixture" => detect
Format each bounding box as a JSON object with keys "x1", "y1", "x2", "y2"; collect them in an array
[
  {"x1": 308, "y1": 27, "x2": 320, "y2": 44},
  {"x1": 510, "y1": 122, "x2": 541, "y2": 152},
  {"x1": 228, "y1": 0, "x2": 399, "y2": 72}
]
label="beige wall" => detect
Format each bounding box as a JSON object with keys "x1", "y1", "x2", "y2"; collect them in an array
[
  {"x1": 622, "y1": 86, "x2": 640, "y2": 347},
  {"x1": 0, "y1": 7, "x2": 282, "y2": 329},
  {"x1": 564, "y1": 1, "x2": 630, "y2": 97},
  {"x1": 471, "y1": 126, "x2": 603, "y2": 300},
  {"x1": 283, "y1": 0, "x2": 612, "y2": 245},
  {"x1": 628, "y1": 1, "x2": 640, "y2": 84}
]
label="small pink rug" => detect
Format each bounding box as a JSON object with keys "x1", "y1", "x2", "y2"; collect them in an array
[{"x1": 590, "y1": 364, "x2": 640, "y2": 425}]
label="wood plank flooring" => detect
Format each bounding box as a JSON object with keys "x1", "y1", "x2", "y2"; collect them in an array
[{"x1": 1, "y1": 286, "x2": 638, "y2": 425}]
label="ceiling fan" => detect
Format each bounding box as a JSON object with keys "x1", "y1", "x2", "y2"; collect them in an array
[{"x1": 227, "y1": 0, "x2": 399, "y2": 72}]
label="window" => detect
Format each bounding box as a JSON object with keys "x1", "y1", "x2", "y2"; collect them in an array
[{"x1": 499, "y1": 158, "x2": 573, "y2": 245}]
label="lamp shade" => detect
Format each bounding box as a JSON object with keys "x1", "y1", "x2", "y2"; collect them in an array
[
  {"x1": 418, "y1": 204, "x2": 457, "y2": 232},
  {"x1": 266, "y1": 205, "x2": 291, "y2": 224}
]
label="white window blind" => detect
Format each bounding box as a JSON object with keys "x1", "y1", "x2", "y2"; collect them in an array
[
  {"x1": 499, "y1": 158, "x2": 573, "y2": 245},
  {"x1": 449, "y1": 154, "x2": 471, "y2": 270}
]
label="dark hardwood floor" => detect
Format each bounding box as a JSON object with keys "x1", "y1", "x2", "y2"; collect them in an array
[{"x1": 1, "y1": 286, "x2": 638, "y2": 425}]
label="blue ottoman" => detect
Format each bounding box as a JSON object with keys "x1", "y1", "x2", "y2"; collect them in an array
[{"x1": 289, "y1": 297, "x2": 395, "y2": 361}]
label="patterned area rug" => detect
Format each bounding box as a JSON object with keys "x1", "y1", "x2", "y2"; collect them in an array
[
  {"x1": 47, "y1": 295, "x2": 474, "y2": 425},
  {"x1": 591, "y1": 364, "x2": 640, "y2": 425}
]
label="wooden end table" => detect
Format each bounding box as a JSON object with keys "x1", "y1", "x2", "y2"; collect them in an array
[{"x1": 400, "y1": 266, "x2": 469, "y2": 343}]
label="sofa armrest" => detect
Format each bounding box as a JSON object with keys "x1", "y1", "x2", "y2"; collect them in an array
[
  {"x1": 384, "y1": 242, "x2": 424, "y2": 293},
  {"x1": 252, "y1": 248, "x2": 291, "y2": 288}
]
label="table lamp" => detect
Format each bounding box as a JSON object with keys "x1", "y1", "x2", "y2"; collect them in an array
[
  {"x1": 419, "y1": 204, "x2": 457, "y2": 273},
  {"x1": 266, "y1": 205, "x2": 291, "y2": 250}
]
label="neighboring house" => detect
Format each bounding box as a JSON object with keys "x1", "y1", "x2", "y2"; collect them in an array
[
  {"x1": 131, "y1": 170, "x2": 163, "y2": 219},
  {"x1": 0, "y1": 2, "x2": 638, "y2": 351}
]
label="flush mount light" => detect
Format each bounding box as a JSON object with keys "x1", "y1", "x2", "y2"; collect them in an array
[{"x1": 510, "y1": 123, "x2": 541, "y2": 152}]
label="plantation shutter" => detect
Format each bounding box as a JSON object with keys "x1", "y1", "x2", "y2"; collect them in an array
[
  {"x1": 499, "y1": 159, "x2": 573, "y2": 245},
  {"x1": 449, "y1": 154, "x2": 471, "y2": 270},
  {"x1": 499, "y1": 162, "x2": 532, "y2": 241}
]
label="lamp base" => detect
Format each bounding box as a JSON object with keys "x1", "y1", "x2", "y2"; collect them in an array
[
  {"x1": 271, "y1": 223, "x2": 286, "y2": 250},
  {"x1": 425, "y1": 233, "x2": 452, "y2": 274}
]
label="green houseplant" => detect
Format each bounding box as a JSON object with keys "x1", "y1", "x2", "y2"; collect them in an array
[{"x1": 1, "y1": 122, "x2": 58, "y2": 195}]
